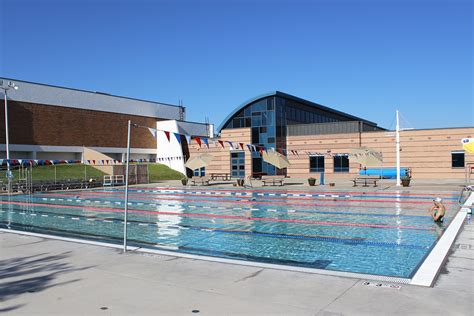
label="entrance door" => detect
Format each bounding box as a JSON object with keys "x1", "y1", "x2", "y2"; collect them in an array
[{"x1": 231, "y1": 152, "x2": 245, "y2": 178}]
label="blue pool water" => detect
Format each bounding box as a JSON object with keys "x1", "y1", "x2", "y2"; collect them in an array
[{"x1": 0, "y1": 187, "x2": 459, "y2": 278}]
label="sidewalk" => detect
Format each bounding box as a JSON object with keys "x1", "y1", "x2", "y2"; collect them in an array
[{"x1": 1, "y1": 219, "x2": 472, "y2": 315}]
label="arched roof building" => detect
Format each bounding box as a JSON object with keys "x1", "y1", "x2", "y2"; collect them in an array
[{"x1": 217, "y1": 91, "x2": 383, "y2": 175}]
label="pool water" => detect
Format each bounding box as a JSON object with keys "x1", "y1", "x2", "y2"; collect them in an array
[{"x1": 0, "y1": 187, "x2": 459, "y2": 278}]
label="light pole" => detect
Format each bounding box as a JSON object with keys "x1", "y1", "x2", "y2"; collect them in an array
[
  {"x1": 123, "y1": 120, "x2": 139, "y2": 252},
  {"x1": 1, "y1": 80, "x2": 19, "y2": 194}
]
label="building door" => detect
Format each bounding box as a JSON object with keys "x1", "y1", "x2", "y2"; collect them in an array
[{"x1": 231, "y1": 151, "x2": 245, "y2": 178}]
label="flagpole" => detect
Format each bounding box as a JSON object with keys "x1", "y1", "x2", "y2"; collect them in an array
[
  {"x1": 396, "y1": 110, "x2": 401, "y2": 186},
  {"x1": 123, "y1": 120, "x2": 131, "y2": 252}
]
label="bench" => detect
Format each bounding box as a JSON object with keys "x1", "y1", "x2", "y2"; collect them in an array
[
  {"x1": 261, "y1": 175, "x2": 285, "y2": 186},
  {"x1": 190, "y1": 176, "x2": 211, "y2": 186},
  {"x1": 352, "y1": 176, "x2": 380, "y2": 187},
  {"x1": 209, "y1": 173, "x2": 231, "y2": 181}
]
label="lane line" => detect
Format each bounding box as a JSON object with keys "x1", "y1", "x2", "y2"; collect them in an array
[{"x1": 0, "y1": 200, "x2": 435, "y2": 231}]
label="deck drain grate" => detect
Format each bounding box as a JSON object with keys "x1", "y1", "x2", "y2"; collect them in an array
[
  {"x1": 362, "y1": 281, "x2": 401, "y2": 290},
  {"x1": 192, "y1": 310, "x2": 200, "y2": 313},
  {"x1": 455, "y1": 244, "x2": 472, "y2": 250}
]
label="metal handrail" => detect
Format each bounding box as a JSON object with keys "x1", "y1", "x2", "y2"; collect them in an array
[{"x1": 458, "y1": 185, "x2": 474, "y2": 206}]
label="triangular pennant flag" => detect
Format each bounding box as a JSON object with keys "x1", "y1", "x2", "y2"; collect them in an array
[
  {"x1": 184, "y1": 134, "x2": 191, "y2": 145},
  {"x1": 226, "y1": 141, "x2": 233, "y2": 149},
  {"x1": 246, "y1": 144, "x2": 253, "y2": 152},
  {"x1": 202, "y1": 138, "x2": 209, "y2": 148},
  {"x1": 164, "y1": 131, "x2": 171, "y2": 142},
  {"x1": 148, "y1": 128, "x2": 157, "y2": 138},
  {"x1": 195, "y1": 136, "x2": 202, "y2": 147},
  {"x1": 174, "y1": 133, "x2": 182, "y2": 144},
  {"x1": 218, "y1": 140, "x2": 225, "y2": 148},
  {"x1": 239, "y1": 143, "x2": 244, "y2": 150}
]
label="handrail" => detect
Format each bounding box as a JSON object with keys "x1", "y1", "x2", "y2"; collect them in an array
[{"x1": 458, "y1": 185, "x2": 474, "y2": 206}]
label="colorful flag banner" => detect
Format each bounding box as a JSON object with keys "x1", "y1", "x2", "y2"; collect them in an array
[
  {"x1": 174, "y1": 133, "x2": 182, "y2": 144},
  {"x1": 195, "y1": 136, "x2": 202, "y2": 147},
  {"x1": 148, "y1": 128, "x2": 157, "y2": 138},
  {"x1": 164, "y1": 131, "x2": 171, "y2": 142},
  {"x1": 184, "y1": 134, "x2": 191, "y2": 145},
  {"x1": 202, "y1": 137, "x2": 209, "y2": 148}
]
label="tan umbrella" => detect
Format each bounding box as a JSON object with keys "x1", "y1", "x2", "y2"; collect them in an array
[
  {"x1": 185, "y1": 154, "x2": 214, "y2": 170},
  {"x1": 262, "y1": 151, "x2": 291, "y2": 169},
  {"x1": 349, "y1": 147, "x2": 383, "y2": 167}
]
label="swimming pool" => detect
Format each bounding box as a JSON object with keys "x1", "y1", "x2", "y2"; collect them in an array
[{"x1": 0, "y1": 186, "x2": 459, "y2": 278}]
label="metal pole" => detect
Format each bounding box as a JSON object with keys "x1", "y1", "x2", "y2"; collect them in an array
[
  {"x1": 396, "y1": 110, "x2": 401, "y2": 186},
  {"x1": 4, "y1": 91, "x2": 11, "y2": 194},
  {"x1": 123, "y1": 120, "x2": 132, "y2": 252}
]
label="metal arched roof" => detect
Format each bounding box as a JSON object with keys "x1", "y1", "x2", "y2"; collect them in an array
[{"x1": 216, "y1": 91, "x2": 378, "y2": 133}]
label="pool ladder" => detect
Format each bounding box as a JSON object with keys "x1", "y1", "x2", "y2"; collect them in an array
[{"x1": 458, "y1": 185, "x2": 474, "y2": 208}]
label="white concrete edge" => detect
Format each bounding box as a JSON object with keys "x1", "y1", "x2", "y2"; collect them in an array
[
  {"x1": 0, "y1": 228, "x2": 411, "y2": 284},
  {"x1": 410, "y1": 191, "x2": 474, "y2": 287}
]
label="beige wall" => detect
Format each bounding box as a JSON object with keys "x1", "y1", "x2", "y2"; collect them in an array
[
  {"x1": 188, "y1": 128, "x2": 251, "y2": 177},
  {"x1": 287, "y1": 127, "x2": 474, "y2": 179},
  {"x1": 188, "y1": 126, "x2": 473, "y2": 180}
]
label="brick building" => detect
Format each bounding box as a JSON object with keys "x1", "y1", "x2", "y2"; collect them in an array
[{"x1": 0, "y1": 78, "x2": 210, "y2": 170}]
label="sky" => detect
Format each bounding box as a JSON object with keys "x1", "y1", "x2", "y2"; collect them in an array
[{"x1": 0, "y1": 0, "x2": 472, "y2": 130}]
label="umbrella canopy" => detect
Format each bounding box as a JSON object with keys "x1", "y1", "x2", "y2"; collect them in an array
[
  {"x1": 462, "y1": 138, "x2": 474, "y2": 154},
  {"x1": 349, "y1": 147, "x2": 383, "y2": 167},
  {"x1": 262, "y1": 151, "x2": 291, "y2": 169},
  {"x1": 185, "y1": 154, "x2": 214, "y2": 170}
]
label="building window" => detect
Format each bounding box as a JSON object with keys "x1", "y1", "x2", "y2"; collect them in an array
[
  {"x1": 231, "y1": 152, "x2": 245, "y2": 177},
  {"x1": 333, "y1": 155, "x2": 349, "y2": 173},
  {"x1": 310, "y1": 156, "x2": 325, "y2": 173},
  {"x1": 194, "y1": 167, "x2": 205, "y2": 177},
  {"x1": 452, "y1": 151, "x2": 465, "y2": 168}
]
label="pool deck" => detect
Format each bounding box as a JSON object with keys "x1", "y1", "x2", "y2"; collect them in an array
[{"x1": 1, "y1": 180, "x2": 473, "y2": 315}]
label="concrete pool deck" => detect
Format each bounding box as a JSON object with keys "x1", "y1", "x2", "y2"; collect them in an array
[{"x1": 1, "y1": 220, "x2": 473, "y2": 315}]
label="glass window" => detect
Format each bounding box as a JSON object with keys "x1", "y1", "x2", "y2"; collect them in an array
[
  {"x1": 194, "y1": 167, "x2": 205, "y2": 177},
  {"x1": 334, "y1": 155, "x2": 349, "y2": 173},
  {"x1": 267, "y1": 99, "x2": 274, "y2": 110},
  {"x1": 252, "y1": 116, "x2": 261, "y2": 126},
  {"x1": 252, "y1": 100, "x2": 265, "y2": 112},
  {"x1": 262, "y1": 112, "x2": 267, "y2": 125},
  {"x1": 244, "y1": 107, "x2": 251, "y2": 116},
  {"x1": 231, "y1": 151, "x2": 245, "y2": 178},
  {"x1": 233, "y1": 118, "x2": 241, "y2": 128},
  {"x1": 267, "y1": 111, "x2": 274, "y2": 126},
  {"x1": 252, "y1": 128, "x2": 260, "y2": 143},
  {"x1": 244, "y1": 117, "x2": 251, "y2": 127},
  {"x1": 310, "y1": 156, "x2": 325, "y2": 173},
  {"x1": 452, "y1": 152, "x2": 465, "y2": 168}
]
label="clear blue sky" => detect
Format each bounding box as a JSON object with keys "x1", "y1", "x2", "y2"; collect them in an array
[{"x1": 1, "y1": 0, "x2": 472, "y2": 130}]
